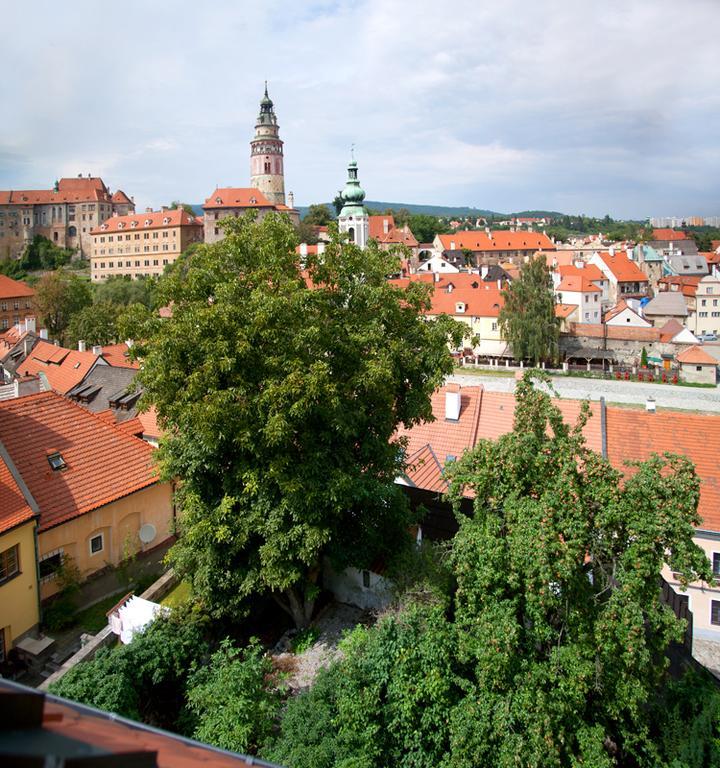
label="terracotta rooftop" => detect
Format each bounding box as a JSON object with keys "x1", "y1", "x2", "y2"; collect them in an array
[
  {"x1": 426, "y1": 283, "x2": 504, "y2": 317},
  {"x1": 0, "y1": 452, "x2": 36, "y2": 535},
  {"x1": 676, "y1": 345, "x2": 718, "y2": 365},
  {"x1": 0, "y1": 177, "x2": 114, "y2": 205},
  {"x1": 202, "y1": 187, "x2": 274, "y2": 210},
  {"x1": 567, "y1": 323, "x2": 661, "y2": 342},
  {"x1": 652, "y1": 228, "x2": 689, "y2": 241},
  {"x1": 555, "y1": 263, "x2": 606, "y2": 282},
  {"x1": 0, "y1": 274, "x2": 35, "y2": 300},
  {"x1": 110, "y1": 189, "x2": 132, "y2": 204},
  {"x1": 368, "y1": 215, "x2": 419, "y2": 247},
  {"x1": 0, "y1": 392, "x2": 158, "y2": 532},
  {"x1": 556, "y1": 275, "x2": 601, "y2": 293},
  {"x1": 100, "y1": 342, "x2": 140, "y2": 370},
  {"x1": 16, "y1": 341, "x2": 103, "y2": 395},
  {"x1": 92, "y1": 209, "x2": 200, "y2": 235},
  {"x1": 438, "y1": 231, "x2": 555, "y2": 253},
  {"x1": 595, "y1": 251, "x2": 649, "y2": 283},
  {"x1": 555, "y1": 303, "x2": 578, "y2": 319}
]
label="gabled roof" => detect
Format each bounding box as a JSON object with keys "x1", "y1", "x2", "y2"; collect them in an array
[
  {"x1": 658, "y1": 275, "x2": 701, "y2": 298},
  {"x1": 0, "y1": 177, "x2": 113, "y2": 205},
  {"x1": 555, "y1": 303, "x2": 578, "y2": 319},
  {"x1": 438, "y1": 231, "x2": 555, "y2": 253},
  {"x1": 403, "y1": 444, "x2": 447, "y2": 492},
  {"x1": 202, "y1": 187, "x2": 274, "y2": 210},
  {"x1": 676, "y1": 345, "x2": 718, "y2": 365},
  {"x1": 368, "y1": 215, "x2": 419, "y2": 248},
  {"x1": 101, "y1": 342, "x2": 140, "y2": 370},
  {"x1": 652, "y1": 228, "x2": 688, "y2": 241},
  {"x1": 0, "y1": 274, "x2": 35, "y2": 299},
  {"x1": 111, "y1": 189, "x2": 132, "y2": 204},
  {"x1": 595, "y1": 251, "x2": 649, "y2": 283},
  {"x1": 66, "y1": 365, "x2": 140, "y2": 417},
  {"x1": 643, "y1": 292, "x2": 689, "y2": 317},
  {"x1": 91, "y1": 209, "x2": 200, "y2": 234},
  {"x1": 0, "y1": 392, "x2": 158, "y2": 531},
  {"x1": 426, "y1": 283, "x2": 504, "y2": 317},
  {"x1": 603, "y1": 300, "x2": 630, "y2": 322},
  {"x1": 556, "y1": 275, "x2": 601, "y2": 293},
  {"x1": 16, "y1": 341, "x2": 102, "y2": 395},
  {"x1": 658, "y1": 318, "x2": 686, "y2": 342},
  {"x1": 556, "y1": 263, "x2": 606, "y2": 282}
]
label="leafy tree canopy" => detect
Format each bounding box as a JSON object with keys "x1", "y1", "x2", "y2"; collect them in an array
[
  {"x1": 168, "y1": 201, "x2": 197, "y2": 216},
  {"x1": 302, "y1": 203, "x2": 333, "y2": 226},
  {"x1": 499, "y1": 255, "x2": 559, "y2": 364},
  {"x1": 266, "y1": 374, "x2": 717, "y2": 767},
  {"x1": 66, "y1": 300, "x2": 123, "y2": 347},
  {"x1": 130, "y1": 213, "x2": 462, "y2": 627},
  {"x1": 34, "y1": 269, "x2": 92, "y2": 344},
  {"x1": 93, "y1": 274, "x2": 156, "y2": 308}
]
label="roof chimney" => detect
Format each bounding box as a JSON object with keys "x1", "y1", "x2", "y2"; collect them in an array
[
  {"x1": 78, "y1": 339, "x2": 86, "y2": 353},
  {"x1": 39, "y1": 328, "x2": 48, "y2": 340},
  {"x1": 450, "y1": 240, "x2": 456, "y2": 250},
  {"x1": 646, "y1": 397, "x2": 656, "y2": 413},
  {"x1": 445, "y1": 384, "x2": 461, "y2": 421},
  {"x1": 145, "y1": 207, "x2": 153, "y2": 213},
  {"x1": 481, "y1": 265, "x2": 488, "y2": 279},
  {"x1": 288, "y1": 191, "x2": 295, "y2": 208},
  {"x1": 24, "y1": 317, "x2": 36, "y2": 334},
  {"x1": 383, "y1": 218, "x2": 389, "y2": 234},
  {"x1": 317, "y1": 242, "x2": 325, "y2": 255},
  {"x1": 92, "y1": 345, "x2": 103, "y2": 356},
  {"x1": 300, "y1": 242, "x2": 308, "y2": 257}
]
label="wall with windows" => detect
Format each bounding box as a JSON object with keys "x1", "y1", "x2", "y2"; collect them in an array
[
  {"x1": 37, "y1": 481, "x2": 173, "y2": 600},
  {"x1": 0, "y1": 520, "x2": 40, "y2": 655},
  {"x1": 694, "y1": 276, "x2": 720, "y2": 338}
]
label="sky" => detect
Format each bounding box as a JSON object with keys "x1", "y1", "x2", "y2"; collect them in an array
[{"x1": 1, "y1": 0, "x2": 719, "y2": 219}]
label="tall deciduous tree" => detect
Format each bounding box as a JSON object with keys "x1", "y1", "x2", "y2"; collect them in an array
[
  {"x1": 303, "y1": 203, "x2": 333, "y2": 226},
  {"x1": 66, "y1": 301, "x2": 122, "y2": 347},
  {"x1": 131, "y1": 213, "x2": 461, "y2": 627},
  {"x1": 34, "y1": 269, "x2": 92, "y2": 344},
  {"x1": 499, "y1": 255, "x2": 559, "y2": 364}
]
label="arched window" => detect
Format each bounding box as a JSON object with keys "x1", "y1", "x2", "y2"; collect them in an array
[
  {"x1": 68, "y1": 225, "x2": 77, "y2": 237},
  {"x1": 348, "y1": 227, "x2": 355, "y2": 243},
  {"x1": 264, "y1": 160, "x2": 271, "y2": 174}
]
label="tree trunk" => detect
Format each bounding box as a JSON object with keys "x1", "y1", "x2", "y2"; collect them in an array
[{"x1": 272, "y1": 567, "x2": 320, "y2": 629}]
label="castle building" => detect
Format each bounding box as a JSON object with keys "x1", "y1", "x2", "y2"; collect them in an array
[
  {"x1": 250, "y1": 83, "x2": 286, "y2": 206},
  {"x1": 0, "y1": 176, "x2": 134, "y2": 260},
  {"x1": 337, "y1": 155, "x2": 369, "y2": 249}
]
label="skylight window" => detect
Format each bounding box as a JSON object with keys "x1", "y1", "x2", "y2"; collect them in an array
[{"x1": 47, "y1": 452, "x2": 66, "y2": 471}]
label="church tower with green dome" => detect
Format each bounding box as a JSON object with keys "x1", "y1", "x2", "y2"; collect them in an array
[
  {"x1": 338, "y1": 152, "x2": 369, "y2": 249},
  {"x1": 250, "y1": 83, "x2": 286, "y2": 205}
]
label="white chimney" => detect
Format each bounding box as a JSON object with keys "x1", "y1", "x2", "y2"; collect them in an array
[
  {"x1": 317, "y1": 242, "x2": 326, "y2": 255},
  {"x1": 39, "y1": 328, "x2": 49, "y2": 340},
  {"x1": 383, "y1": 218, "x2": 389, "y2": 234},
  {"x1": 646, "y1": 397, "x2": 656, "y2": 413},
  {"x1": 145, "y1": 207, "x2": 153, "y2": 213},
  {"x1": 125, "y1": 339, "x2": 134, "y2": 348},
  {"x1": 92, "y1": 345, "x2": 103, "y2": 356},
  {"x1": 445, "y1": 385, "x2": 461, "y2": 421},
  {"x1": 481, "y1": 265, "x2": 488, "y2": 279},
  {"x1": 24, "y1": 317, "x2": 36, "y2": 334},
  {"x1": 288, "y1": 191, "x2": 295, "y2": 208},
  {"x1": 497, "y1": 278, "x2": 502, "y2": 289},
  {"x1": 576, "y1": 260, "x2": 585, "y2": 269},
  {"x1": 78, "y1": 340, "x2": 86, "y2": 353},
  {"x1": 609, "y1": 245, "x2": 615, "y2": 256},
  {"x1": 434, "y1": 272, "x2": 440, "y2": 283},
  {"x1": 300, "y1": 242, "x2": 308, "y2": 257},
  {"x1": 450, "y1": 241, "x2": 456, "y2": 250},
  {"x1": 23, "y1": 338, "x2": 32, "y2": 357}
]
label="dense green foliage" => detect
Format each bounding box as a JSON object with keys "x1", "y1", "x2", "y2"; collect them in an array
[
  {"x1": 265, "y1": 374, "x2": 716, "y2": 767},
  {"x1": 545, "y1": 215, "x2": 652, "y2": 242},
  {"x1": 128, "y1": 212, "x2": 461, "y2": 627},
  {"x1": 186, "y1": 638, "x2": 282, "y2": 754},
  {"x1": 499, "y1": 256, "x2": 560, "y2": 364},
  {"x1": 0, "y1": 235, "x2": 74, "y2": 278},
  {"x1": 33, "y1": 268, "x2": 93, "y2": 344},
  {"x1": 50, "y1": 611, "x2": 209, "y2": 730},
  {"x1": 302, "y1": 203, "x2": 334, "y2": 226},
  {"x1": 93, "y1": 274, "x2": 156, "y2": 308},
  {"x1": 66, "y1": 301, "x2": 123, "y2": 347}
]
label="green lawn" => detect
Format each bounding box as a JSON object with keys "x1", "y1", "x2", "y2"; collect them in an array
[{"x1": 160, "y1": 581, "x2": 191, "y2": 608}]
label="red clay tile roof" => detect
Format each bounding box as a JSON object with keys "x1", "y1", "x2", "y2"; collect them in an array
[
  {"x1": 17, "y1": 341, "x2": 102, "y2": 395},
  {"x1": 0, "y1": 274, "x2": 35, "y2": 299},
  {"x1": 677, "y1": 345, "x2": 718, "y2": 365},
  {"x1": 439, "y1": 231, "x2": 555, "y2": 252},
  {"x1": 0, "y1": 391, "x2": 158, "y2": 532},
  {"x1": 596, "y1": 251, "x2": 649, "y2": 283},
  {"x1": 557, "y1": 275, "x2": 601, "y2": 293},
  {"x1": 555, "y1": 303, "x2": 578, "y2": 318},
  {"x1": 603, "y1": 300, "x2": 631, "y2": 322},
  {"x1": 658, "y1": 318, "x2": 686, "y2": 343},
  {"x1": 652, "y1": 228, "x2": 688, "y2": 241},
  {"x1": 658, "y1": 275, "x2": 701, "y2": 298},
  {"x1": 426, "y1": 283, "x2": 504, "y2": 317},
  {"x1": 368, "y1": 215, "x2": 419, "y2": 247},
  {"x1": 556, "y1": 263, "x2": 606, "y2": 282},
  {"x1": 100, "y1": 342, "x2": 140, "y2": 370},
  {"x1": 605, "y1": 407, "x2": 720, "y2": 531},
  {"x1": 92, "y1": 209, "x2": 201, "y2": 235},
  {"x1": 0, "y1": 453, "x2": 36, "y2": 535},
  {"x1": 137, "y1": 406, "x2": 162, "y2": 439},
  {"x1": 202, "y1": 187, "x2": 274, "y2": 210},
  {"x1": 403, "y1": 444, "x2": 448, "y2": 492},
  {"x1": 1, "y1": 178, "x2": 113, "y2": 205},
  {"x1": 111, "y1": 189, "x2": 132, "y2": 204},
  {"x1": 567, "y1": 323, "x2": 661, "y2": 342}
]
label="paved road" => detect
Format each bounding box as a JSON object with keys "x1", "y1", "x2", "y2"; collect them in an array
[{"x1": 448, "y1": 371, "x2": 720, "y2": 412}]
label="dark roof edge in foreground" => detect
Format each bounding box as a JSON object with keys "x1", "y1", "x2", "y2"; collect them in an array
[{"x1": 0, "y1": 678, "x2": 286, "y2": 768}]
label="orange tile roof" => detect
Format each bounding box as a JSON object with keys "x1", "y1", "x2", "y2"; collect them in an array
[
  {"x1": 0, "y1": 391, "x2": 158, "y2": 532},
  {"x1": 404, "y1": 444, "x2": 448, "y2": 493},
  {"x1": 100, "y1": 342, "x2": 140, "y2": 370},
  {"x1": 605, "y1": 407, "x2": 720, "y2": 531},
  {"x1": 439, "y1": 231, "x2": 555, "y2": 253},
  {"x1": 543, "y1": 252, "x2": 579, "y2": 268},
  {"x1": 556, "y1": 263, "x2": 606, "y2": 282},
  {"x1": 92, "y1": 209, "x2": 201, "y2": 235},
  {"x1": 701, "y1": 251, "x2": 720, "y2": 265},
  {"x1": 567, "y1": 323, "x2": 661, "y2": 342},
  {"x1": 652, "y1": 228, "x2": 688, "y2": 241},
  {"x1": 658, "y1": 275, "x2": 701, "y2": 298},
  {"x1": 596, "y1": 251, "x2": 649, "y2": 283},
  {"x1": 556, "y1": 275, "x2": 601, "y2": 293},
  {"x1": 658, "y1": 318, "x2": 686, "y2": 342},
  {"x1": 555, "y1": 303, "x2": 578, "y2": 318},
  {"x1": 426, "y1": 283, "x2": 504, "y2": 317},
  {"x1": 111, "y1": 189, "x2": 132, "y2": 204},
  {"x1": 202, "y1": 187, "x2": 274, "y2": 210},
  {"x1": 0, "y1": 452, "x2": 36, "y2": 535},
  {"x1": 676, "y1": 345, "x2": 718, "y2": 365},
  {"x1": 0, "y1": 274, "x2": 35, "y2": 299},
  {"x1": 137, "y1": 406, "x2": 162, "y2": 439},
  {"x1": 368, "y1": 215, "x2": 419, "y2": 248},
  {"x1": 603, "y1": 300, "x2": 630, "y2": 322},
  {"x1": 17, "y1": 341, "x2": 101, "y2": 395},
  {"x1": 1, "y1": 178, "x2": 113, "y2": 205}
]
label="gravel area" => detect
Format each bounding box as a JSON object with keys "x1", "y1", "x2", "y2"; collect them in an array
[
  {"x1": 449, "y1": 371, "x2": 720, "y2": 412},
  {"x1": 272, "y1": 603, "x2": 373, "y2": 692}
]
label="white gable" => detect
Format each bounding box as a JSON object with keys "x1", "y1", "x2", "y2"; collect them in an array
[
  {"x1": 672, "y1": 327, "x2": 700, "y2": 345},
  {"x1": 606, "y1": 306, "x2": 651, "y2": 327},
  {"x1": 417, "y1": 255, "x2": 460, "y2": 274}
]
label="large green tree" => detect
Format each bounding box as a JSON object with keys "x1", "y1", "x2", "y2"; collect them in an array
[
  {"x1": 303, "y1": 203, "x2": 333, "y2": 226},
  {"x1": 66, "y1": 301, "x2": 123, "y2": 347},
  {"x1": 34, "y1": 269, "x2": 92, "y2": 344},
  {"x1": 499, "y1": 255, "x2": 559, "y2": 364},
  {"x1": 130, "y1": 212, "x2": 461, "y2": 627},
  {"x1": 93, "y1": 274, "x2": 156, "y2": 308},
  {"x1": 266, "y1": 374, "x2": 717, "y2": 767}
]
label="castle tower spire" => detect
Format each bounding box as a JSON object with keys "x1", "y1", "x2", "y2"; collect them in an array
[{"x1": 250, "y1": 83, "x2": 286, "y2": 205}]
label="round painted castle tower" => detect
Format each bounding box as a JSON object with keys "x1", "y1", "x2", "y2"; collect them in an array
[{"x1": 250, "y1": 83, "x2": 286, "y2": 206}]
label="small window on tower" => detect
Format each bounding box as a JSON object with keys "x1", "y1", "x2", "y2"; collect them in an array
[
  {"x1": 264, "y1": 161, "x2": 271, "y2": 174},
  {"x1": 348, "y1": 227, "x2": 355, "y2": 243}
]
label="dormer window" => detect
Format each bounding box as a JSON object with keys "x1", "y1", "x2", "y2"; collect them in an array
[
  {"x1": 163, "y1": 217, "x2": 169, "y2": 225},
  {"x1": 249, "y1": 197, "x2": 257, "y2": 204},
  {"x1": 100, "y1": 224, "x2": 107, "y2": 231},
  {"x1": 215, "y1": 197, "x2": 222, "y2": 204},
  {"x1": 130, "y1": 221, "x2": 137, "y2": 228},
  {"x1": 47, "y1": 452, "x2": 66, "y2": 471},
  {"x1": 118, "y1": 222, "x2": 124, "y2": 229},
  {"x1": 144, "y1": 219, "x2": 151, "y2": 226}
]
